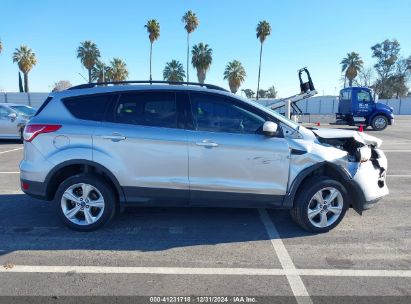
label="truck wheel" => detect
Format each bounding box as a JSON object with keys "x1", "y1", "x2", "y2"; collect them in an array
[
  {"x1": 55, "y1": 174, "x2": 117, "y2": 231},
  {"x1": 290, "y1": 176, "x2": 348, "y2": 233},
  {"x1": 371, "y1": 115, "x2": 388, "y2": 131}
]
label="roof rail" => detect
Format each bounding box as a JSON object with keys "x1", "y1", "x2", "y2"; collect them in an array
[{"x1": 68, "y1": 80, "x2": 229, "y2": 92}]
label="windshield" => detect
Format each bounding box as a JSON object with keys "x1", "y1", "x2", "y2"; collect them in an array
[{"x1": 10, "y1": 106, "x2": 36, "y2": 116}]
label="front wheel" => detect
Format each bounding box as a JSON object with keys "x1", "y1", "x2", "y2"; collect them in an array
[
  {"x1": 290, "y1": 176, "x2": 349, "y2": 233},
  {"x1": 371, "y1": 115, "x2": 388, "y2": 131},
  {"x1": 55, "y1": 174, "x2": 117, "y2": 231}
]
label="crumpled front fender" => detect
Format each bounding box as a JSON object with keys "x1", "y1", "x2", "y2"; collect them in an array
[{"x1": 283, "y1": 161, "x2": 366, "y2": 214}]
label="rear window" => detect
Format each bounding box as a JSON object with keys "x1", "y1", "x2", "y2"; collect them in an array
[
  {"x1": 340, "y1": 90, "x2": 351, "y2": 101},
  {"x1": 10, "y1": 105, "x2": 36, "y2": 116},
  {"x1": 63, "y1": 94, "x2": 113, "y2": 121}
]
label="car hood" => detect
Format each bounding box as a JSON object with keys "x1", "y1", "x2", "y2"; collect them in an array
[{"x1": 312, "y1": 128, "x2": 382, "y2": 148}]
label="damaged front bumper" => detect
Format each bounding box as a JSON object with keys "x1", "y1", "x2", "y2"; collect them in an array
[
  {"x1": 350, "y1": 148, "x2": 389, "y2": 211},
  {"x1": 285, "y1": 127, "x2": 390, "y2": 214}
]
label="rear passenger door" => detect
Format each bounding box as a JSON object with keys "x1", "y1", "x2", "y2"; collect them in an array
[{"x1": 93, "y1": 91, "x2": 189, "y2": 205}]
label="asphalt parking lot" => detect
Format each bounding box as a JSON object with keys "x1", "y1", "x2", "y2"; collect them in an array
[{"x1": 0, "y1": 117, "x2": 410, "y2": 303}]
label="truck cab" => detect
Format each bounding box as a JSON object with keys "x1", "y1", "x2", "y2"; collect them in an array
[{"x1": 336, "y1": 87, "x2": 394, "y2": 131}]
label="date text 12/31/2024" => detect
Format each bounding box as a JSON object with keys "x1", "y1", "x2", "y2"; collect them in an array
[{"x1": 149, "y1": 296, "x2": 257, "y2": 303}]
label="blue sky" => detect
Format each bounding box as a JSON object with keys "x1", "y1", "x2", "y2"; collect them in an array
[{"x1": 0, "y1": 0, "x2": 410, "y2": 97}]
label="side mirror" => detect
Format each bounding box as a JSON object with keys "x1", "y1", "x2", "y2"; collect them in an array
[
  {"x1": 262, "y1": 121, "x2": 278, "y2": 137},
  {"x1": 8, "y1": 113, "x2": 17, "y2": 120}
]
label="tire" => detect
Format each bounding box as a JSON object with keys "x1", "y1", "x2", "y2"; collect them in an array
[
  {"x1": 19, "y1": 128, "x2": 24, "y2": 142},
  {"x1": 55, "y1": 174, "x2": 117, "y2": 231},
  {"x1": 371, "y1": 115, "x2": 388, "y2": 131},
  {"x1": 290, "y1": 176, "x2": 348, "y2": 233}
]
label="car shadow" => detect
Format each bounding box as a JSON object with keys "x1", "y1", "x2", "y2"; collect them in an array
[
  {"x1": 0, "y1": 194, "x2": 312, "y2": 255},
  {"x1": 0, "y1": 139, "x2": 22, "y2": 145}
]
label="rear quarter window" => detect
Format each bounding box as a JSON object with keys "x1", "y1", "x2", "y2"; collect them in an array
[{"x1": 63, "y1": 94, "x2": 113, "y2": 121}]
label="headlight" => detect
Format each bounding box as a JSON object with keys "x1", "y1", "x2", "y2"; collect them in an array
[{"x1": 357, "y1": 146, "x2": 371, "y2": 163}]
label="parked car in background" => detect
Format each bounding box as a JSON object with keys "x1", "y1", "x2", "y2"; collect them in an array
[
  {"x1": 20, "y1": 81, "x2": 389, "y2": 232},
  {"x1": 0, "y1": 103, "x2": 37, "y2": 140}
]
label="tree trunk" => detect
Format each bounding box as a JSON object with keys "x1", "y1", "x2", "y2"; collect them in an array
[
  {"x1": 197, "y1": 69, "x2": 206, "y2": 84},
  {"x1": 348, "y1": 78, "x2": 353, "y2": 87},
  {"x1": 24, "y1": 72, "x2": 29, "y2": 93},
  {"x1": 149, "y1": 42, "x2": 153, "y2": 81},
  {"x1": 344, "y1": 74, "x2": 347, "y2": 88},
  {"x1": 256, "y1": 42, "x2": 263, "y2": 100},
  {"x1": 229, "y1": 81, "x2": 238, "y2": 94},
  {"x1": 88, "y1": 69, "x2": 92, "y2": 83},
  {"x1": 187, "y1": 33, "x2": 190, "y2": 83}
]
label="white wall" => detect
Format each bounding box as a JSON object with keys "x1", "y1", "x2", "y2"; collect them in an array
[{"x1": 0, "y1": 92, "x2": 49, "y2": 108}]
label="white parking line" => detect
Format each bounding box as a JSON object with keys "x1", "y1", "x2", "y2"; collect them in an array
[
  {"x1": 2, "y1": 265, "x2": 411, "y2": 278},
  {"x1": 387, "y1": 175, "x2": 411, "y2": 177},
  {"x1": 258, "y1": 209, "x2": 312, "y2": 304},
  {"x1": 0, "y1": 172, "x2": 19, "y2": 174},
  {"x1": 384, "y1": 150, "x2": 411, "y2": 152},
  {"x1": 0, "y1": 148, "x2": 23, "y2": 154}
]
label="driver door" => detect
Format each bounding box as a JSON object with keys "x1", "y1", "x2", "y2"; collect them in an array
[
  {"x1": 187, "y1": 92, "x2": 290, "y2": 207},
  {"x1": 355, "y1": 89, "x2": 372, "y2": 117}
]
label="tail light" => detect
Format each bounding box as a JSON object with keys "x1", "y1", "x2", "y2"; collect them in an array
[{"x1": 23, "y1": 124, "x2": 62, "y2": 142}]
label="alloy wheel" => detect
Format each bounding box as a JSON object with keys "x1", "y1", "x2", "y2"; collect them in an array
[
  {"x1": 61, "y1": 183, "x2": 105, "y2": 226},
  {"x1": 307, "y1": 187, "x2": 343, "y2": 228}
]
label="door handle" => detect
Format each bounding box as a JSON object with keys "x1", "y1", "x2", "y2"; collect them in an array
[
  {"x1": 103, "y1": 133, "x2": 126, "y2": 141},
  {"x1": 196, "y1": 140, "x2": 219, "y2": 148}
]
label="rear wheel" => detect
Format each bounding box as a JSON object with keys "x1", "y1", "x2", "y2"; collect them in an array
[
  {"x1": 55, "y1": 174, "x2": 117, "y2": 231},
  {"x1": 19, "y1": 128, "x2": 24, "y2": 142},
  {"x1": 290, "y1": 176, "x2": 348, "y2": 233},
  {"x1": 371, "y1": 115, "x2": 388, "y2": 131}
]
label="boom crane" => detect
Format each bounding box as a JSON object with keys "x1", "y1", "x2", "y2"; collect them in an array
[{"x1": 266, "y1": 68, "x2": 317, "y2": 117}]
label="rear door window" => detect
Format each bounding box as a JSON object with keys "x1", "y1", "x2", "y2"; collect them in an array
[
  {"x1": 63, "y1": 94, "x2": 113, "y2": 121},
  {"x1": 114, "y1": 91, "x2": 182, "y2": 129}
]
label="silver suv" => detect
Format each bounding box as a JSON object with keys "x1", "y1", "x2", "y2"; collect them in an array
[{"x1": 20, "y1": 81, "x2": 389, "y2": 232}]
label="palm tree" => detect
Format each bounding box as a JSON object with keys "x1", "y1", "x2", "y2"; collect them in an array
[
  {"x1": 163, "y1": 60, "x2": 186, "y2": 82},
  {"x1": 223, "y1": 60, "x2": 246, "y2": 94},
  {"x1": 77, "y1": 41, "x2": 101, "y2": 83},
  {"x1": 12, "y1": 45, "x2": 37, "y2": 93},
  {"x1": 340, "y1": 52, "x2": 363, "y2": 87},
  {"x1": 182, "y1": 10, "x2": 199, "y2": 82},
  {"x1": 266, "y1": 85, "x2": 278, "y2": 98},
  {"x1": 145, "y1": 19, "x2": 160, "y2": 81},
  {"x1": 92, "y1": 61, "x2": 110, "y2": 82},
  {"x1": 191, "y1": 43, "x2": 212, "y2": 84},
  {"x1": 107, "y1": 58, "x2": 128, "y2": 82},
  {"x1": 256, "y1": 20, "x2": 272, "y2": 99}
]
